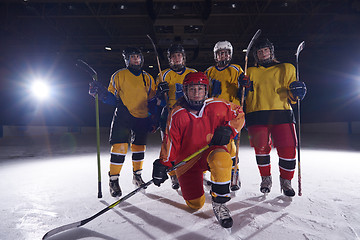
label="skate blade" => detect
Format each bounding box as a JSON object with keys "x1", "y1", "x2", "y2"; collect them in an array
[{"x1": 176, "y1": 189, "x2": 183, "y2": 196}]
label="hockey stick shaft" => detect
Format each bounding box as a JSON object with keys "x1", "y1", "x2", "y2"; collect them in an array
[
  {"x1": 295, "y1": 41, "x2": 305, "y2": 196},
  {"x1": 147, "y1": 34, "x2": 164, "y2": 81},
  {"x1": 76, "y1": 59, "x2": 102, "y2": 199},
  {"x1": 42, "y1": 144, "x2": 209, "y2": 240},
  {"x1": 241, "y1": 29, "x2": 261, "y2": 106},
  {"x1": 146, "y1": 34, "x2": 170, "y2": 108},
  {"x1": 232, "y1": 29, "x2": 262, "y2": 187}
]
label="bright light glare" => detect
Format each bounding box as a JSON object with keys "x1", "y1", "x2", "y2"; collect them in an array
[{"x1": 31, "y1": 81, "x2": 50, "y2": 100}]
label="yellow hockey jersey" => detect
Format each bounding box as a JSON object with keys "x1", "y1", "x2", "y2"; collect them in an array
[
  {"x1": 156, "y1": 67, "x2": 197, "y2": 108},
  {"x1": 205, "y1": 64, "x2": 244, "y2": 106},
  {"x1": 245, "y1": 63, "x2": 297, "y2": 126},
  {"x1": 108, "y1": 68, "x2": 156, "y2": 118}
]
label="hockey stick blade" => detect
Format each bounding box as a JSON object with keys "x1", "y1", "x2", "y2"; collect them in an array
[
  {"x1": 76, "y1": 59, "x2": 98, "y2": 81},
  {"x1": 295, "y1": 41, "x2": 305, "y2": 59},
  {"x1": 146, "y1": 34, "x2": 164, "y2": 80},
  {"x1": 147, "y1": 34, "x2": 159, "y2": 57},
  {"x1": 295, "y1": 41, "x2": 305, "y2": 81},
  {"x1": 42, "y1": 180, "x2": 154, "y2": 239},
  {"x1": 245, "y1": 29, "x2": 262, "y2": 59},
  {"x1": 42, "y1": 145, "x2": 210, "y2": 239}
]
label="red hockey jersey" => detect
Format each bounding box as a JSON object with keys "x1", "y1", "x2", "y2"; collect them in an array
[{"x1": 160, "y1": 97, "x2": 245, "y2": 167}]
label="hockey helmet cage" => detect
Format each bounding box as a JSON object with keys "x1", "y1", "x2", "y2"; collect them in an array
[
  {"x1": 167, "y1": 43, "x2": 186, "y2": 71},
  {"x1": 213, "y1": 41, "x2": 233, "y2": 63},
  {"x1": 122, "y1": 47, "x2": 144, "y2": 69},
  {"x1": 253, "y1": 37, "x2": 275, "y2": 64},
  {"x1": 183, "y1": 72, "x2": 209, "y2": 110}
]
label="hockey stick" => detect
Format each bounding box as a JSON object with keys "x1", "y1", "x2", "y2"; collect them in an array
[
  {"x1": 146, "y1": 34, "x2": 169, "y2": 108},
  {"x1": 76, "y1": 59, "x2": 102, "y2": 199},
  {"x1": 231, "y1": 29, "x2": 262, "y2": 190},
  {"x1": 295, "y1": 41, "x2": 305, "y2": 196},
  {"x1": 42, "y1": 144, "x2": 210, "y2": 240},
  {"x1": 241, "y1": 29, "x2": 261, "y2": 104}
]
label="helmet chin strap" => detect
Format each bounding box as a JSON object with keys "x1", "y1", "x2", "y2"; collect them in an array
[
  {"x1": 188, "y1": 103, "x2": 204, "y2": 111},
  {"x1": 217, "y1": 60, "x2": 230, "y2": 68},
  {"x1": 259, "y1": 57, "x2": 273, "y2": 65},
  {"x1": 128, "y1": 65, "x2": 142, "y2": 75},
  {"x1": 184, "y1": 97, "x2": 204, "y2": 111},
  {"x1": 171, "y1": 64, "x2": 185, "y2": 72}
]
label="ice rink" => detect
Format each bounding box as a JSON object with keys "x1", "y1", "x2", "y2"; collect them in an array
[{"x1": 1, "y1": 130, "x2": 359, "y2": 240}]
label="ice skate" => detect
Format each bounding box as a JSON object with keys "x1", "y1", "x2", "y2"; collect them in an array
[
  {"x1": 212, "y1": 200, "x2": 233, "y2": 228},
  {"x1": 109, "y1": 173, "x2": 122, "y2": 197},
  {"x1": 260, "y1": 175, "x2": 272, "y2": 194},
  {"x1": 133, "y1": 170, "x2": 147, "y2": 189},
  {"x1": 280, "y1": 176, "x2": 295, "y2": 197},
  {"x1": 230, "y1": 169, "x2": 241, "y2": 191},
  {"x1": 170, "y1": 175, "x2": 180, "y2": 190}
]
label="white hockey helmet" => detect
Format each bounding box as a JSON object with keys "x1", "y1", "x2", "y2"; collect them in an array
[{"x1": 213, "y1": 41, "x2": 233, "y2": 66}]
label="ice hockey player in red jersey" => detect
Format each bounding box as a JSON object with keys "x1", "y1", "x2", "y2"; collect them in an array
[
  {"x1": 239, "y1": 37, "x2": 307, "y2": 197},
  {"x1": 152, "y1": 72, "x2": 245, "y2": 228}
]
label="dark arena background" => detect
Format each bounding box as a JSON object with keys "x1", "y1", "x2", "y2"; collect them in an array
[
  {"x1": 1, "y1": 1, "x2": 360, "y2": 240},
  {"x1": 1, "y1": 0, "x2": 360, "y2": 130}
]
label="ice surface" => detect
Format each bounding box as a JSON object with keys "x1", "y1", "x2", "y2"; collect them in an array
[{"x1": 0, "y1": 131, "x2": 359, "y2": 240}]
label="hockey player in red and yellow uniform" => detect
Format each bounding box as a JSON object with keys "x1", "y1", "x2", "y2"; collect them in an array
[
  {"x1": 205, "y1": 41, "x2": 245, "y2": 191},
  {"x1": 152, "y1": 72, "x2": 245, "y2": 228},
  {"x1": 89, "y1": 47, "x2": 157, "y2": 198},
  {"x1": 155, "y1": 43, "x2": 197, "y2": 189},
  {"x1": 239, "y1": 37, "x2": 307, "y2": 197}
]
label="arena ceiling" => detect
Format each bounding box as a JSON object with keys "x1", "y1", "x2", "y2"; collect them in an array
[{"x1": 1, "y1": 0, "x2": 360, "y2": 73}]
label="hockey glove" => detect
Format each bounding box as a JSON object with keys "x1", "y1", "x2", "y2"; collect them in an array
[
  {"x1": 152, "y1": 159, "x2": 169, "y2": 187},
  {"x1": 157, "y1": 81, "x2": 169, "y2": 98},
  {"x1": 89, "y1": 81, "x2": 108, "y2": 100},
  {"x1": 89, "y1": 81, "x2": 117, "y2": 106},
  {"x1": 289, "y1": 81, "x2": 307, "y2": 101},
  {"x1": 210, "y1": 126, "x2": 233, "y2": 146},
  {"x1": 238, "y1": 73, "x2": 251, "y2": 89},
  {"x1": 211, "y1": 79, "x2": 222, "y2": 97}
]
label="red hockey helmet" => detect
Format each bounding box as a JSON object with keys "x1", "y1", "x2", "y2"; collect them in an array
[
  {"x1": 183, "y1": 72, "x2": 209, "y2": 86},
  {"x1": 183, "y1": 72, "x2": 209, "y2": 110}
]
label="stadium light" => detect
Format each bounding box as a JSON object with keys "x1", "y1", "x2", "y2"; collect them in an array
[{"x1": 31, "y1": 80, "x2": 50, "y2": 101}]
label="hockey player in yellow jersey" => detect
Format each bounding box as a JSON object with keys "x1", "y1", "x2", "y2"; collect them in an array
[
  {"x1": 156, "y1": 43, "x2": 197, "y2": 109},
  {"x1": 239, "y1": 37, "x2": 307, "y2": 197},
  {"x1": 155, "y1": 43, "x2": 197, "y2": 190},
  {"x1": 89, "y1": 47, "x2": 157, "y2": 197},
  {"x1": 205, "y1": 41, "x2": 244, "y2": 191}
]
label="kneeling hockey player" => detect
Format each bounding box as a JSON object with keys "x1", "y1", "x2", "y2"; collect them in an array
[{"x1": 152, "y1": 72, "x2": 245, "y2": 228}]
